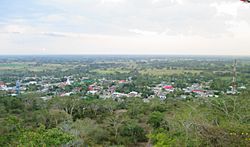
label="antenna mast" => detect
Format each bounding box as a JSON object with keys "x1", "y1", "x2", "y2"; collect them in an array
[
  {"x1": 16, "y1": 80, "x2": 20, "y2": 95},
  {"x1": 232, "y1": 59, "x2": 237, "y2": 94}
]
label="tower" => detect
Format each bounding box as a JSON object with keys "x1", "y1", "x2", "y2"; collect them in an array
[
  {"x1": 16, "y1": 80, "x2": 20, "y2": 94},
  {"x1": 66, "y1": 77, "x2": 71, "y2": 85},
  {"x1": 232, "y1": 59, "x2": 237, "y2": 94}
]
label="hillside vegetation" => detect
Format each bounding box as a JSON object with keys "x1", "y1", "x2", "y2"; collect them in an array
[{"x1": 0, "y1": 91, "x2": 249, "y2": 146}]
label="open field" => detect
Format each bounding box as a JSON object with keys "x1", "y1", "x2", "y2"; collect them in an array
[
  {"x1": 139, "y1": 68, "x2": 202, "y2": 76},
  {"x1": 0, "y1": 62, "x2": 29, "y2": 70},
  {"x1": 92, "y1": 68, "x2": 130, "y2": 74},
  {"x1": 0, "y1": 62, "x2": 72, "y2": 72},
  {"x1": 91, "y1": 66, "x2": 202, "y2": 76}
]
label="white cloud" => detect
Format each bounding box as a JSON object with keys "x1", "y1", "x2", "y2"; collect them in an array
[
  {"x1": 171, "y1": 0, "x2": 183, "y2": 5},
  {"x1": 1, "y1": 0, "x2": 250, "y2": 55},
  {"x1": 40, "y1": 14, "x2": 66, "y2": 22},
  {"x1": 129, "y1": 29, "x2": 158, "y2": 36},
  {"x1": 2, "y1": 25, "x2": 26, "y2": 34},
  {"x1": 34, "y1": 0, "x2": 250, "y2": 37},
  {"x1": 211, "y1": 2, "x2": 241, "y2": 17},
  {"x1": 0, "y1": 24, "x2": 37, "y2": 34},
  {"x1": 101, "y1": 0, "x2": 125, "y2": 4}
]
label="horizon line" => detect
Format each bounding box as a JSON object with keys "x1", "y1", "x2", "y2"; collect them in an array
[{"x1": 0, "y1": 54, "x2": 250, "y2": 57}]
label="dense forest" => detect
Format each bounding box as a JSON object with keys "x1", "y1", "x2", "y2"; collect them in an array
[{"x1": 0, "y1": 91, "x2": 249, "y2": 146}]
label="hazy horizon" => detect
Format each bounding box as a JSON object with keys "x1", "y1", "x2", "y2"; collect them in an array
[{"x1": 1, "y1": 52, "x2": 250, "y2": 56}]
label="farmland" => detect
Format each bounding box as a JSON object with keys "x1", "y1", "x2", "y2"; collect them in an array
[{"x1": 139, "y1": 68, "x2": 202, "y2": 76}]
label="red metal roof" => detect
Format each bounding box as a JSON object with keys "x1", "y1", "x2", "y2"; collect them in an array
[
  {"x1": 163, "y1": 85, "x2": 173, "y2": 89},
  {"x1": 192, "y1": 90, "x2": 204, "y2": 93}
]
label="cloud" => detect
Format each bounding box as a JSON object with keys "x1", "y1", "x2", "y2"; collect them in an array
[
  {"x1": 0, "y1": 24, "x2": 38, "y2": 34},
  {"x1": 101, "y1": 0, "x2": 125, "y2": 4},
  {"x1": 129, "y1": 29, "x2": 158, "y2": 36},
  {"x1": 211, "y1": 2, "x2": 241, "y2": 17},
  {"x1": 1, "y1": 25, "x2": 26, "y2": 34},
  {"x1": 1, "y1": 0, "x2": 250, "y2": 55},
  {"x1": 40, "y1": 14, "x2": 66, "y2": 22},
  {"x1": 23, "y1": 0, "x2": 249, "y2": 37}
]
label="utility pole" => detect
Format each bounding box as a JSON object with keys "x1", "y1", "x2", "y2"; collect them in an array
[{"x1": 232, "y1": 59, "x2": 237, "y2": 94}]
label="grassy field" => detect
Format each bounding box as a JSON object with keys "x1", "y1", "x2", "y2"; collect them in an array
[
  {"x1": 139, "y1": 68, "x2": 202, "y2": 76},
  {"x1": 92, "y1": 68, "x2": 130, "y2": 74},
  {"x1": 30, "y1": 64, "x2": 72, "y2": 72},
  {"x1": 91, "y1": 68, "x2": 201, "y2": 75},
  {"x1": 0, "y1": 62, "x2": 72, "y2": 72},
  {"x1": 0, "y1": 62, "x2": 29, "y2": 70}
]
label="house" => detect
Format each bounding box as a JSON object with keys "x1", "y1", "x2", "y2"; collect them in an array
[
  {"x1": 40, "y1": 96, "x2": 52, "y2": 101},
  {"x1": 128, "y1": 91, "x2": 140, "y2": 97},
  {"x1": 0, "y1": 81, "x2": 6, "y2": 87},
  {"x1": 59, "y1": 77, "x2": 73, "y2": 88},
  {"x1": 143, "y1": 98, "x2": 150, "y2": 103},
  {"x1": 192, "y1": 90, "x2": 204, "y2": 93},
  {"x1": 87, "y1": 90, "x2": 98, "y2": 95},
  {"x1": 0, "y1": 82, "x2": 7, "y2": 90},
  {"x1": 226, "y1": 90, "x2": 237, "y2": 95},
  {"x1": 88, "y1": 84, "x2": 101, "y2": 92},
  {"x1": 11, "y1": 94, "x2": 17, "y2": 97},
  {"x1": 60, "y1": 92, "x2": 73, "y2": 97},
  {"x1": 191, "y1": 89, "x2": 216, "y2": 97},
  {"x1": 180, "y1": 95, "x2": 187, "y2": 99},
  {"x1": 118, "y1": 80, "x2": 126, "y2": 84},
  {"x1": 239, "y1": 86, "x2": 246, "y2": 90},
  {"x1": 99, "y1": 93, "x2": 111, "y2": 99},
  {"x1": 159, "y1": 95, "x2": 166, "y2": 100},
  {"x1": 163, "y1": 85, "x2": 174, "y2": 92},
  {"x1": 112, "y1": 92, "x2": 128, "y2": 98},
  {"x1": 28, "y1": 81, "x2": 37, "y2": 85},
  {"x1": 108, "y1": 86, "x2": 116, "y2": 93},
  {"x1": 88, "y1": 86, "x2": 94, "y2": 91}
]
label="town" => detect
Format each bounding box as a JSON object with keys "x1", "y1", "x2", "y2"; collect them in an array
[
  {"x1": 0, "y1": 73, "x2": 247, "y2": 101},
  {"x1": 0, "y1": 55, "x2": 249, "y2": 146},
  {"x1": 0, "y1": 56, "x2": 247, "y2": 102}
]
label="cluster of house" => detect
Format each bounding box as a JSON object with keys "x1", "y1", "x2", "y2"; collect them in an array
[
  {"x1": 0, "y1": 76, "x2": 63, "y2": 96},
  {"x1": 86, "y1": 79, "x2": 141, "y2": 100},
  {"x1": 183, "y1": 83, "x2": 217, "y2": 98},
  {"x1": 0, "y1": 81, "x2": 22, "y2": 96},
  {"x1": 153, "y1": 84, "x2": 174, "y2": 100},
  {"x1": 0, "y1": 75, "x2": 247, "y2": 101},
  {"x1": 0, "y1": 81, "x2": 8, "y2": 91}
]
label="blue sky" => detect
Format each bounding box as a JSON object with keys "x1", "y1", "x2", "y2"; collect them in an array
[{"x1": 0, "y1": 0, "x2": 250, "y2": 55}]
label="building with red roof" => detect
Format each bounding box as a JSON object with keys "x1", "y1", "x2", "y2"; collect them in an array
[
  {"x1": 118, "y1": 80, "x2": 126, "y2": 84},
  {"x1": 163, "y1": 85, "x2": 174, "y2": 90},
  {"x1": 0, "y1": 81, "x2": 6, "y2": 87}
]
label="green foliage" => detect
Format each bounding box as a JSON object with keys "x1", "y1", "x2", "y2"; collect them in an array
[
  {"x1": 0, "y1": 116, "x2": 23, "y2": 146},
  {"x1": 0, "y1": 91, "x2": 250, "y2": 146},
  {"x1": 70, "y1": 118, "x2": 108, "y2": 145},
  {"x1": 126, "y1": 97, "x2": 147, "y2": 118},
  {"x1": 18, "y1": 125, "x2": 73, "y2": 146},
  {"x1": 210, "y1": 79, "x2": 229, "y2": 91},
  {"x1": 148, "y1": 111, "x2": 164, "y2": 128},
  {"x1": 0, "y1": 117, "x2": 73, "y2": 146},
  {"x1": 148, "y1": 133, "x2": 176, "y2": 147},
  {"x1": 120, "y1": 120, "x2": 147, "y2": 144}
]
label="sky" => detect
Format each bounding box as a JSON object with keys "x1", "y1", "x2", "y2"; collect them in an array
[{"x1": 0, "y1": 0, "x2": 250, "y2": 55}]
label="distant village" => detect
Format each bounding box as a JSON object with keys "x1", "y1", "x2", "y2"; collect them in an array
[{"x1": 0, "y1": 74, "x2": 247, "y2": 102}]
